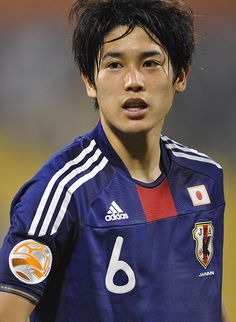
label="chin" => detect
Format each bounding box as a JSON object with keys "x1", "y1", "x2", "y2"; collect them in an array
[{"x1": 117, "y1": 124, "x2": 152, "y2": 136}]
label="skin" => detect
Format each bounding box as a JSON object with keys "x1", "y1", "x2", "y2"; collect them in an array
[
  {"x1": 0, "y1": 25, "x2": 229, "y2": 322},
  {"x1": 0, "y1": 292, "x2": 34, "y2": 322},
  {"x1": 83, "y1": 26, "x2": 188, "y2": 182}
]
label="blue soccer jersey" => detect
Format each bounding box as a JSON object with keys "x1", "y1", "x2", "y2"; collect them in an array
[{"x1": 0, "y1": 122, "x2": 224, "y2": 322}]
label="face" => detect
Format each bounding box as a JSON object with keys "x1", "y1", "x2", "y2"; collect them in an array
[{"x1": 83, "y1": 26, "x2": 188, "y2": 138}]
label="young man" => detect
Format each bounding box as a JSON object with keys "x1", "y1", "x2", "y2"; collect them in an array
[{"x1": 0, "y1": 0, "x2": 228, "y2": 321}]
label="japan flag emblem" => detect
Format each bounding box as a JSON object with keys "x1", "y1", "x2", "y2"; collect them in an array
[{"x1": 187, "y1": 185, "x2": 211, "y2": 207}]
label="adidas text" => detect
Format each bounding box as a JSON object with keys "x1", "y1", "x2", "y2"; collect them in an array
[{"x1": 105, "y1": 213, "x2": 129, "y2": 222}]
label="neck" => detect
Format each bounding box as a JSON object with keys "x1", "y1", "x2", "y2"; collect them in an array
[{"x1": 102, "y1": 123, "x2": 163, "y2": 183}]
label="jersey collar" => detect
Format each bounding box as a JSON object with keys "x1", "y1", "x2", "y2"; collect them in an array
[{"x1": 87, "y1": 122, "x2": 171, "y2": 178}]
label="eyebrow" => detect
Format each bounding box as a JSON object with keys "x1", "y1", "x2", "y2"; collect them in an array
[{"x1": 101, "y1": 50, "x2": 163, "y2": 61}]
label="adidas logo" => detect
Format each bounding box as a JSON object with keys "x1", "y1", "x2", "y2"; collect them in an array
[{"x1": 105, "y1": 201, "x2": 129, "y2": 222}]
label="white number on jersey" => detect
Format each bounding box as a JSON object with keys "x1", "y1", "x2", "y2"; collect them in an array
[{"x1": 105, "y1": 236, "x2": 136, "y2": 294}]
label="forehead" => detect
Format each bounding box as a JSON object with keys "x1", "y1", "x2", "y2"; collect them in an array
[{"x1": 101, "y1": 25, "x2": 165, "y2": 57}]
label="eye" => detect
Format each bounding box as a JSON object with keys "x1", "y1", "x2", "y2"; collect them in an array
[
  {"x1": 107, "y1": 62, "x2": 123, "y2": 69},
  {"x1": 143, "y1": 60, "x2": 160, "y2": 68}
]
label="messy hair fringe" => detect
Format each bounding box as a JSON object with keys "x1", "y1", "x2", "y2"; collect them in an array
[{"x1": 69, "y1": 0, "x2": 195, "y2": 85}]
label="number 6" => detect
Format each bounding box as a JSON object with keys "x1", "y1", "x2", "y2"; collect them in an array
[{"x1": 105, "y1": 236, "x2": 136, "y2": 294}]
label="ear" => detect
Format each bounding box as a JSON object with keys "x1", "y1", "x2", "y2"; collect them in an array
[
  {"x1": 82, "y1": 74, "x2": 97, "y2": 99},
  {"x1": 175, "y1": 65, "x2": 190, "y2": 93}
]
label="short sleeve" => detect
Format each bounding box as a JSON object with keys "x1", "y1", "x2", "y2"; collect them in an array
[{"x1": 0, "y1": 169, "x2": 78, "y2": 304}]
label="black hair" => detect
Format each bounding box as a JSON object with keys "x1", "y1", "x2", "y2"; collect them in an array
[{"x1": 70, "y1": 0, "x2": 195, "y2": 84}]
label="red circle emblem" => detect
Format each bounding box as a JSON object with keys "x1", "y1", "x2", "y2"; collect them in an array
[{"x1": 196, "y1": 191, "x2": 203, "y2": 200}]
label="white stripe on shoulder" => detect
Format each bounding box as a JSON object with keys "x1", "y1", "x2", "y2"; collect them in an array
[
  {"x1": 169, "y1": 151, "x2": 222, "y2": 169},
  {"x1": 161, "y1": 135, "x2": 185, "y2": 147},
  {"x1": 162, "y1": 135, "x2": 222, "y2": 169},
  {"x1": 165, "y1": 143, "x2": 211, "y2": 159},
  {"x1": 38, "y1": 148, "x2": 102, "y2": 236},
  {"x1": 50, "y1": 156, "x2": 108, "y2": 236},
  {"x1": 28, "y1": 139, "x2": 96, "y2": 236}
]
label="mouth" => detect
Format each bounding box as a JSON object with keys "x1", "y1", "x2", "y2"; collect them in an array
[{"x1": 122, "y1": 98, "x2": 148, "y2": 111}]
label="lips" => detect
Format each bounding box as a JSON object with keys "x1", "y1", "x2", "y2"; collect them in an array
[{"x1": 122, "y1": 98, "x2": 148, "y2": 110}]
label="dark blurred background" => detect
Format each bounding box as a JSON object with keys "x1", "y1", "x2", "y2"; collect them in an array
[{"x1": 0, "y1": 0, "x2": 235, "y2": 319}]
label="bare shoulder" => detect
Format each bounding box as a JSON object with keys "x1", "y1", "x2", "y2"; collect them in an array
[{"x1": 0, "y1": 292, "x2": 35, "y2": 322}]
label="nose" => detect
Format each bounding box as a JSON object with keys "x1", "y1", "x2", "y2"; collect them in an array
[{"x1": 124, "y1": 67, "x2": 145, "y2": 92}]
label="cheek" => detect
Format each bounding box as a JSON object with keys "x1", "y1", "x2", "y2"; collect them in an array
[
  {"x1": 97, "y1": 70, "x2": 123, "y2": 88},
  {"x1": 96, "y1": 77, "x2": 122, "y2": 104},
  {"x1": 151, "y1": 80, "x2": 175, "y2": 100},
  {"x1": 150, "y1": 82, "x2": 175, "y2": 113}
]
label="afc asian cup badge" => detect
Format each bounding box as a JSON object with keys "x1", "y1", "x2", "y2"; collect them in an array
[
  {"x1": 9, "y1": 239, "x2": 52, "y2": 284},
  {"x1": 192, "y1": 222, "x2": 214, "y2": 269}
]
